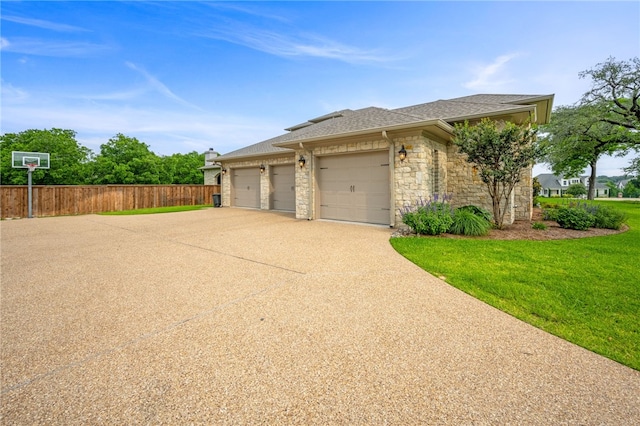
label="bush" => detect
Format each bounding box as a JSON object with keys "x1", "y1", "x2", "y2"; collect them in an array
[
  {"x1": 401, "y1": 197, "x2": 454, "y2": 235},
  {"x1": 457, "y1": 205, "x2": 493, "y2": 223},
  {"x1": 542, "y1": 206, "x2": 560, "y2": 221},
  {"x1": 556, "y1": 206, "x2": 594, "y2": 230},
  {"x1": 591, "y1": 205, "x2": 627, "y2": 230},
  {"x1": 532, "y1": 221, "x2": 547, "y2": 230},
  {"x1": 449, "y1": 209, "x2": 491, "y2": 236},
  {"x1": 566, "y1": 183, "x2": 587, "y2": 198}
]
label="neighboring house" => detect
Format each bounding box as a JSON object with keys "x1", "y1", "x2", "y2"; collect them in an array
[
  {"x1": 617, "y1": 179, "x2": 630, "y2": 190},
  {"x1": 200, "y1": 148, "x2": 222, "y2": 185},
  {"x1": 216, "y1": 94, "x2": 554, "y2": 227},
  {"x1": 536, "y1": 173, "x2": 610, "y2": 197}
]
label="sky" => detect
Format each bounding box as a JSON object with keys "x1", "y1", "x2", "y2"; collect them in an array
[{"x1": 1, "y1": 1, "x2": 639, "y2": 176}]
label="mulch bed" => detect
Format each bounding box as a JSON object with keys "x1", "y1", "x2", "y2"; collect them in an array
[{"x1": 394, "y1": 208, "x2": 628, "y2": 240}]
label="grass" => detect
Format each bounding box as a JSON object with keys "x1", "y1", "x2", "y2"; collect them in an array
[
  {"x1": 99, "y1": 205, "x2": 210, "y2": 215},
  {"x1": 390, "y1": 200, "x2": 640, "y2": 370}
]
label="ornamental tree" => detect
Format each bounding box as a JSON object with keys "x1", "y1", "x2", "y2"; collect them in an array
[{"x1": 452, "y1": 118, "x2": 540, "y2": 229}]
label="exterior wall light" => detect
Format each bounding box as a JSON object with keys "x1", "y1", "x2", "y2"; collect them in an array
[
  {"x1": 260, "y1": 164, "x2": 266, "y2": 173},
  {"x1": 299, "y1": 155, "x2": 306, "y2": 168},
  {"x1": 398, "y1": 145, "x2": 407, "y2": 162},
  {"x1": 221, "y1": 168, "x2": 227, "y2": 175}
]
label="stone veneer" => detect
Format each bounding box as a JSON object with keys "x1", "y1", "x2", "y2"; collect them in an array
[
  {"x1": 221, "y1": 131, "x2": 532, "y2": 226},
  {"x1": 220, "y1": 156, "x2": 294, "y2": 208},
  {"x1": 203, "y1": 169, "x2": 219, "y2": 186},
  {"x1": 445, "y1": 144, "x2": 533, "y2": 225}
]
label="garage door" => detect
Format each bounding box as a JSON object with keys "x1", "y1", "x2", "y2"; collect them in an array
[
  {"x1": 318, "y1": 151, "x2": 390, "y2": 225},
  {"x1": 233, "y1": 168, "x2": 260, "y2": 208},
  {"x1": 271, "y1": 165, "x2": 295, "y2": 211}
]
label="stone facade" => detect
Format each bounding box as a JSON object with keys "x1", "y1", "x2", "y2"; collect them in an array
[
  {"x1": 203, "y1": 168, "x2": 220, "y2": 185},
  {"x1": 220, "y1": 156, "x2": 295, "y2": 208},
  {"x1": 221, "y1": 133, "x2": 533, "y2": 226}
]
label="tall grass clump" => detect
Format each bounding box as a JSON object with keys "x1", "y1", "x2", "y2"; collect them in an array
[
  {"x1": 449, "y1": 209, "x2": 491, "y2": 236},
  {"x1": 400, "y1": 195, "x2": 454, "y2": 235}
]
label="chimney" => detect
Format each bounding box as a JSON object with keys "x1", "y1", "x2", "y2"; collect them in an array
[{"x1": 204, "y1": 148, "x2": 219, "y2": 165}]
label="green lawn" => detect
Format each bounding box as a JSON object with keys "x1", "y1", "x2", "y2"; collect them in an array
[
  {"x1": 99, "y1": 205, "x2": 210, "y2": 215},
  {"x1": 390, "y1": 200, "x2": 640, "y2": 370}
]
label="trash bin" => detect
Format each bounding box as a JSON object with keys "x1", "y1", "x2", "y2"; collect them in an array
[{"x1": 213, "y1": 194, "x2": 221, "y2": 207}]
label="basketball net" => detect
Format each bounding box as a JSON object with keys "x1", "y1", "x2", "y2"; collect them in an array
[{"x1": 26, "y1": 163, "x2": 37, "y2": 172}]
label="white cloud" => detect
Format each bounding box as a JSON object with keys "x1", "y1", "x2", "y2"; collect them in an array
[
  {"x1": 1, "y1": 15, "x2": 89, "y2": 32},
  {"x1": 0, "y1": 37, "x2": 111, "y2": 57},
  {"x1": 0, "y1": 80, "x2": 30, "y2": 102},
  {"x1": 199, "y1": 24, "x2": 389, "y2": 65},
  {"x1": 463, "y1": 53, "x2": 522, "y2": 91},
  {"x1": 0, "y1": 99, "x2": 284, "y2": 156},
  {"x1": 0, "y1": 37, "x2": 9, "y2": 49},
  {"x1": 125, "y1": 62, "x2": 203, "y2": 110}
]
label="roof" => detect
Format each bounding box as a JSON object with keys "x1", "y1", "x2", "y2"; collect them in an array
[
  {"x1": 217, "y1": 93, "x2": 554, "y2": 161},
  {"x1": 535, "y1": 173, "x2": 608, "y2": 190}
]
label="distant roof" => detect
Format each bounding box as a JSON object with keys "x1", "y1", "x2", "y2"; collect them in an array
[
  {"x1": 217, "y1": 93, "x2": 554, "y2": 161},
  {"x1": 535, "y1": 173, "x2": 608, "y2": 190}
]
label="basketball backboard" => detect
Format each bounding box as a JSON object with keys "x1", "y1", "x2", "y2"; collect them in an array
[{"x1": 12, "y1": 151, "x2": 50, "y2": 169}]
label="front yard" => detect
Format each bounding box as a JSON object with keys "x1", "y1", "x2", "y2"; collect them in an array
[{"x1": 391, "y1": 200, "x2": 640, "y2": 370}]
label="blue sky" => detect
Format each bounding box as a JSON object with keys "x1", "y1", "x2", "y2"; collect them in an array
[{"x1": 1, "y1": 1, "x2": 639, "y2": 176}]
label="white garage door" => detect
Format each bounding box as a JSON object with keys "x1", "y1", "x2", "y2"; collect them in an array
[
  {"x1": 233, "y1": 168, "x2": 260, "y2": 208},
  {"x1": 271, "y1": 165, "x2": 295, "y2": 212},
  {"x1": 317, "y1": 151, "x2": 390, "y2": 225}
]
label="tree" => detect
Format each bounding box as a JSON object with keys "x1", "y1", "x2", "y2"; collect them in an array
[
  {"x1": 90, "y1": 134, "x2": 162, "y2": 184},
  {"x1": 566, "y1": 183, "x2": 587, "y2": 198},
  {"x1": 538, "y1": 104, "x2": 634, "y2": 200},
  {"x1": 624, "y1": 157, "x2": 640, "y2": 177},
  {"x1": 580, "y1": 57, "x2": 640, "y2": 131},
  {"x1": 532, "y1": 176, "x2": 542, "y2": 197},
  {"x1": 160, "y1": 152, "x2": 205, "y2": 184},
  {"x1": 580, "y1": 57, "x2": 640, "y2": 175},
  {"x1": 606, "y1": 181, "x2": 620, "y2": 198},
  {"x1": 622, "y1": 179, "x2": 640, "y2": 198},
  {"x1": 452, "y1": 118, "x2": 540, "y2": 228},
  {"x1": 0, "y1": 129, "x2": 93, "y2": 185}
]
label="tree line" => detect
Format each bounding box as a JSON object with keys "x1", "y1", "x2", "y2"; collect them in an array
[
  {"x1": 539, "y1": 57, "x2": 640, "y2": 199},
  {"x1": 0, "y1": 130, "x2": 207, "y2": 185}
]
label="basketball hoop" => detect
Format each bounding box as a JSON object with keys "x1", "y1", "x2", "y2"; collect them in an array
[{"x1": 26, "y1": 163, "x2": 38, "y2": 172}]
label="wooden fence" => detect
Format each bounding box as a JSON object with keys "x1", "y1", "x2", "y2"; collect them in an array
[{"x1": 0, "y1": 185, "x2": 221, "y2": 219}]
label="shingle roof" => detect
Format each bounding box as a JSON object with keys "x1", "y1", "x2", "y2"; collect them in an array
[
  {"x1": 217, "y1": 93, "x2": 553, "y2": 161},
  {"x1": 535, "y1": 173, "x2": 609, "y2": 190},
  {"x1": 392, "y1": 99, "x2": 532, "y2": 122},
  {"x1": 536, "y1": 173, "x2": 562, "y2": 188}
]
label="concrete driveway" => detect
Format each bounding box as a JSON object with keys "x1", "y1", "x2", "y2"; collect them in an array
[{"x1": 1, "y1": 208, "x2": 638, "y2": 424}]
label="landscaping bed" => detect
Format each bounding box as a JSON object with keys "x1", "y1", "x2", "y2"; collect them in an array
[{"x1": 394, "y1": 208, "x2": 628, "y2": 240}]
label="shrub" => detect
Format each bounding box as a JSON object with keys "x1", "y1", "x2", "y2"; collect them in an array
[
  {"x1": 556, "y1": 206, "x2": 594, "y2": 230},
  {"x1": 531, "y1": 221, "x2": 547, "y2": 230},
  {"x1": 542, "y1": 207, "x2": 560, "y2": 221},
  {"x1": 566, "y1": 183, "x2": 587, "y2": 198},
  {"x1": 400, "y1": 197, "x2": 454, "y2": 235},
  {"x1": 457, "y1": 205, "x2": 493, "y2": 223},
  {"x1": 449, "y1": 209, "x2": 491, "y2": 236},
  {"x1": 591, "y1": 205, "x2": 627, "y2": 230}
]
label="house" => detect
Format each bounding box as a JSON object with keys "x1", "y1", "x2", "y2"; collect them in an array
[
  {"x1": 216, "y1": 94, "x2": 554, "y2": 227},
  {"x1": 617, "y1": 179, "x2": 630, "y2": 190},
  {"x1": 536, "y1": 173, "x2": 610, "y2": 198},
  {"x1": 200, "y1": 148, "x2": 222, "y2": 185}
]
